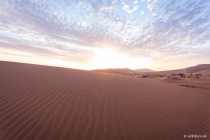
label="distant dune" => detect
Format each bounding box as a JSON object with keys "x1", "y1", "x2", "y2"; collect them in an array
[
  {"x1": 162, "y1": 64, "x2": 210, "y2": 74},
  {"x1": 92, "y1": 67, "x2": 186, "y2": 75},
  {"x1": 186, "y1": 64, "x2": 210, "y2": 73},
  {"x1": 140, "y1": 68, "x2": 186, "y2": 75},
  {"x1": 193, "y1": 68, "x2": 210, "y2": 76},
  {"x1": 92, "y1": 68, "x2": 154, "y2": 75},
  {"x1": 132, "y1": 64, "x2": 210, "y2": 75},
  {"x1": 1, "y1": 61, "x2": 210, "y2": 140},
  {"x1": 92, "y1": 68, "x2": 138, "y2": 75},
  {"x1": 134, "y1": 68, "x2": 155, "y2": 72}
]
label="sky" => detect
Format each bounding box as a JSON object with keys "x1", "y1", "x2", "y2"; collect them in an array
[{"x1": 0, "y1": 0, "x2": 210, "y2": 70}]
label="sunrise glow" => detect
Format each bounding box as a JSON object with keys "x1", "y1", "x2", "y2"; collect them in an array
[{"x1": 0, "y1": 0, "x2": 210, "y2": 70}]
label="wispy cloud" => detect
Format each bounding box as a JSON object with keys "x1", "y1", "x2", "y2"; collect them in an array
[{"x1": 0, "y1": 0, "x2": 210, "y2": 68}]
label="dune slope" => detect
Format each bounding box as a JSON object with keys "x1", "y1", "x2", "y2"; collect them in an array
[
  {"x1": 134, "y1": 68, "x2": 155, "y2": 72},
  {"x1": 186, "y1": 64, "x2": 210, "y2": 73},
  {"x1": 193, "y1": 68, "x2": 210, "y2": 76},
  {"x1": 0, "y1": 61, "x2": 210, "y2": 140}
]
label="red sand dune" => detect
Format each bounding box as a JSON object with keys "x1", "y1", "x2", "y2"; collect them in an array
[
  {"x1": 128, "y1": 68, "x2": 186, "y2": 75},
  {"x1": 186, "y1": 64, "x2": 210, "y2": 73},
  {"x1": 135, "y1": 64, "x2": 210, "y2": 75},
  {"x1": 134, "y1": 68, "x2": 155, "y2": 73},
  {"x1": 0, "y1": 61, "x2": 210, "y2": 140},
  {"x1": 93, "y1": 68, "x2": 154, "y2": 75},
  {"x1": 193, "y1": 69, "x2": 210, "y2": 76},
  {"x1": 92, "y1": 68, "x2": 138, "y2": 75}
]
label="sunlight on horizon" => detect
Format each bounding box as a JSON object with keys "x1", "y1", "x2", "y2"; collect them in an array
[
  {"x1": 1, "y1": 0, "x2": 210, "y2": 70},
  {"x1": 90, "y1": 47, "x2": 152, "y2": 70},
  {"x1": 0, "y1": 47, "x2": 153, "y2": 70}
]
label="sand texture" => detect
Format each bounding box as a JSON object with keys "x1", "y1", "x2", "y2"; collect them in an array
[{"x1": 0, "y1": 61, "x2": 210, "y2": 140}]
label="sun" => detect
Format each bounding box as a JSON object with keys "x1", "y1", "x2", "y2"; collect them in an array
[
  {"x1": 91, "y1": 48, "x2": 126, "y2": 69},
  {"x1": 90, "y1": 47, "x2": 152, "y2": 69}
]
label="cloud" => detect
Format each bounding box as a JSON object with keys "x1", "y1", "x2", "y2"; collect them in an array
[
  {"x1": 133, "y1": 0, "x2": 138, "y2": 4},
  {"x1": 121, "y1": 0, "x2": 140, "y2": 13},
  {"x1": 0, "y1": 0, "x2": 210, "y2": 63},
  {"x1": 123, "y1": 5, "x2": 139, "y2": 13}
]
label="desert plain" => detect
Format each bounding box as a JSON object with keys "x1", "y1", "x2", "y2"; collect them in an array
[{"x1": 0, "y1": 61, "x2": 210, "y2": 140}]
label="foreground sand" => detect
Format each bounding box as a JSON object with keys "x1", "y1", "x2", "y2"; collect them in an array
[{"x1": 0, "y1": 61, "x2": 210, "y2": 140}]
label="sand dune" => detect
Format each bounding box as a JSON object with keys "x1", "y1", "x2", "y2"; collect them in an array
[
  {"x1": 92, "y1": 68, "x2": 138, "y2": 75},
  {"x1": 134, "y1": 68, "x2": 155, "y2": 72},
  {"x1": 93, "y1": 68, "x2": 180, "y2": 75},
  {"x1": 186, "y1": 64, "x2": 210, "y2": 73},
  {"x1": 193, "y1": 68, "x2": 210, "y2": 76},
  {"x1": 126, "y1": 64, "x2": 210, "y2": 75},
  {"x1": 1, "y1": 61, "x2": 210, "y2": 140},
  {"x1": 92, "y1": 64, "x2": 210, "y2": 76}
]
